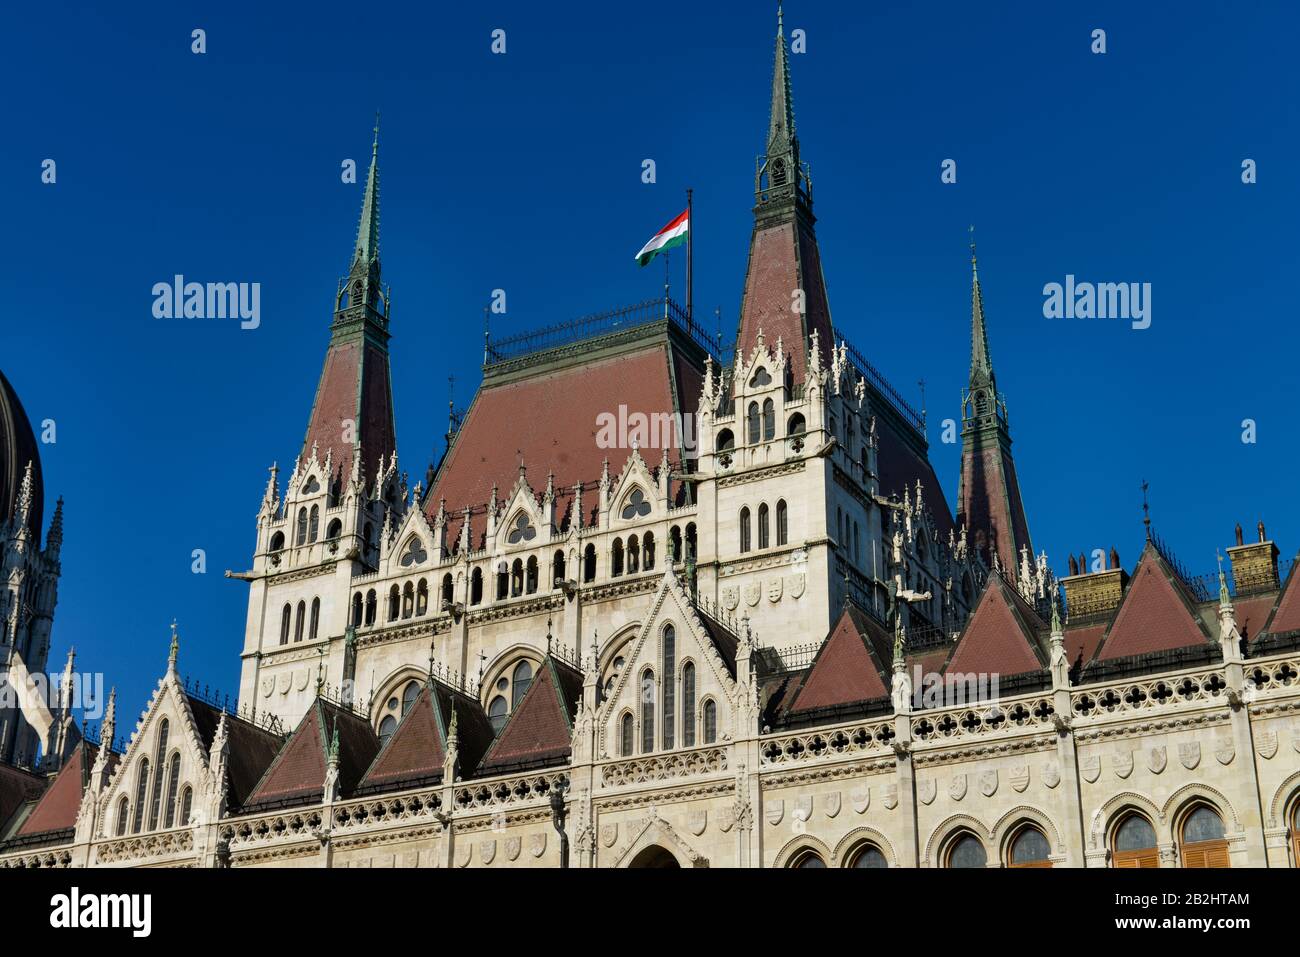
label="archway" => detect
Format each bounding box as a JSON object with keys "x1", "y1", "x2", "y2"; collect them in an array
[{"x1": 628, "y1": 844, "x2": 680, "y2": 869}]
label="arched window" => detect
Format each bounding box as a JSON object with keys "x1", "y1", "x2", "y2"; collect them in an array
[
  {"x1": 401, "y1": 680, "x2": 420, "y2": 716},
  {"x1": 326, "y1": 518, "x2": 342, "y2": 541},
  {"x1": 1008, "y1": 825, "x2": 1052, "y2": 868},
  {"x1": 853, "y1": 521, "x2": 861, "y2": 564},
  {"x1": 470, "y1": 568, "x2": 483, "y2": 605},
  {"x1": 1113, "y1": 813, "x2": 1158, "y2": 868},
  {"x1": 309, "y1": 597, "x2": 320, "y2": 641},
  {"x1": 378, "y1": 715, "x2": 397, "y2": 748},
  {"x1": 178, "y1": 787, "x2": 193, "y2": 827},
  {"x1": 776, "y1": 499, "x2": 788, "y2": 546},
  {"x1": 849, "y1": 844, "x2": 888, "y2": 868},
  {"x1": 132, "y1": 758, "x2": 150, "y2": 834},
  {"x1": 620, "y1": 713, "x2": 634, "y2": 757},
  {"x1": 308, "y1": 505, "x2": 320, "y2": 543},
  {"x1": 747, "y1": 402, "x2": 760, "y2": 445},
  {"x1": 387, "y1": 585, "x2": 400, "y2": 621},
  {"x1": 496, "y1": 562, "x2": 509, "y2": 600},
  {"x1": 553, "y1": 550, "x2": 566, "y2": 586},
  {"x1": 146, "y1": 720, "x2": 170, "y2": 832},
  {"x1": 662, "y1": 626, "x2": 676, "y2": 749},
  {"x1": 791, "y1": 850, "x2": 826, "y2": 868},
  {"x1": 682, "y1": 662, "x2": 696, "y2": 747},
  {"x1": 364, "y1": 589, "x2": 377, "y2": 626},
  {"x1": 402, "y1": 581, "x2": 414, "y2": 618},
  {"x1": 583, "y1": 544, "x2": 597, "y2": 583},
  {"x1": 703, "y1": 699, "x2": 717, "y2": 744},
  {"x1": 296, "y1": 507, "x2": 308, "y2": 546},
  {"x1": 439, "y1": 574, "x2": 453, "y2": 609},
  {"x1": 762, "y1": 398, "x2": 775, "y2": 440},
  {"x1": 670, "y1": 526, "x2": 682, "y2": 563},
  {"x1": 1180, "y1": 805, "x2": 1228, "y2": 868},
  {"x1": 643, "y1": 532, "x2": 656, "y2": 571},
  {"x1": 740, "y1": 507, "x2": 752, "y2": 553},
  {"x1": 511, "y1": 558, "x2": 524, "y2": 597},
  {"x1": 717, "y1": 428, "x2": 735, "y2": 452},
  {"x1": 269, "y1": 531, "x2": 285, "y2": 553},
  {"x1": 686, "y1": 523, "x2": 697, "y2": 560},
  {"x1": 511, "y1": 661, "x2": 533, "y2": 709},
  {"x1": 279, "y1": 604, "x2": 291, "y2": 646},
  {"x1": 627, "y1": 536, "x2": 640, "y2": 574},
  {"x1": 945, "y1": 833, "x2": 987, "y2": 868},
  {"x1": 488, "y1": 696, "x2": 508, "y2": 734},
  {"x1": 787, "y1": 413, "x2": 806, "y2": 437},
  {"x1": 363, "y1": 522, "x2": 374, "y2": 555},
  {"x1": 417, "y1": 578, "x2": 429, "y2": 615},
  {"x1": 611, "y1": 539, "x2": 624, "y2": 577},
  {"x1": 116, "y1": 796, "x2": 129, "y2": 836},
  {"x1": 163, "y1": 753, "x2": 182, "y2": 828},
  {"x1": 526, "y1": 556, "x2": 539, "y2": 594},
  {"x1": 758, "y1": 503, "x2": 770, "y2": 549},
  {"x1": 640, "y1": 669, "x2": 656, "y2": 753},
  {"x1": 294, "y1": 601, "x2": 306, "y2": 642}
]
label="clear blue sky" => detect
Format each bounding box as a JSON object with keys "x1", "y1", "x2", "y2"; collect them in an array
[{"x1": 3, "y1": 1, "x2": 1295, "y2": 726}]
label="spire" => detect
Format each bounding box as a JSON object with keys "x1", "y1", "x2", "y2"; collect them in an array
[
  {"x1": 354, "y1": 113, "x2": 381, "y2": 269},
  {"x1": 768, "y1": 5, "x2": 796, "y2": 160},
  {"x1": 755, "y1": 5, "x2": 808, "y2": 210},
  {"x1": 968, "y1": 227, "x2": 995, "y2": 389},
  {"x1": 45, "y1": 496, "x2": 63, "y2": 558}
]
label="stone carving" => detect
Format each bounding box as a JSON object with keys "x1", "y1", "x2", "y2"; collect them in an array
[
  {"x1": 1043, "y1": 761, "x2": 1061, "y2": 789},
  {"x1": 767, "y1": 578, "x2": 783, "y2": 603},
  {"x1": 744, "y1": 582, "x2": 761, "y2": 607},
  {"x1": 722, "y1": 586, "x2": 739, "y2": 611},
  {"x1": 918, "y1": 779, "x2": 936, "y2": 805},
  {"x1": 479, "y1": 839, "x2": 496, "y2": 865},
  {"x1": 529, "y1": 832, "x2": 547, "y2": 858},
  {"x1": 505, "y1": 836, "x2": 521, "y2": 861},
  {"x1": 882, "y1": 785, "x2": 898, "y2": 810},
  {"x1": 850, "y1": 786, "x2": 870, "y2": 814},
  {"x1": 824, "y1": 791, "x2": 841, "y2": 819},
  {"x1": 765, "y1": 800, "x2": 784, "y2": 826},
  {"x1": 1080, "y1": 755, "x2": 1101, "y2": 783},
  {"x1": 687, "y1": 810, "x2": 707, "y2": 836},
  {"x1": 1113, "y1": 749, "x2": 1133, "y2": 779},
  {"x1": 1009, "y1": 765, "x2": 1029, "y2": 793},
  {"x1": 1146, "y1": 746, "x2": 1167, "y2": 775},
  {"x1": 786, "y1": 573, "x2": 806, "y2": 599},
  {"x1": 1215, "y1": 738, "x2": 1235, "y2": 765},
  {"x1": 979, "y1": 769, "x2": 998, "y2": 797},
  {"x1": 600, "y1": 823, "x2": 618, "y2": 848},
  {"x1": 948, "y1": 773, "x2": 967, "y2": 801},
  {"x1": 1178, "y1": 742, "x2": 1201, "y2": 770},
  {"x1": 1257, "y1": 730, "x2": 1278, "y2": 759}
]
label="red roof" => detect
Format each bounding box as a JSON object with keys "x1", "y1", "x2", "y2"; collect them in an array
[
  {"x1": 0, "y1": 762, "x2": 46, "y2": 833},
  {"x1": 957, "y1": 443, "x2": 1031, "y2": 573},
  {"x1": 1265, "y1": 561, "x2": 1300, "y2": 635},
  {"x1": 301, "y1": 338, "x2": 395, "y2": 488},
  {"x1": 477, "y1": 657, "x2": 583, "y2": 775},
  {"x1": 945, "y1": 576, "x2": 1046, "y2": 678},
  {"x1": 876, "y1": 423, "x2": 956, "y2": 535},
  {"x1": 786, "y1": 605, "x2": 890, "y2": 714},
  {"x1": 1063, "y1": 623, "x2": 1106, "y2": 671},
  {"x1": 242, "y1": 700, "x2": 378, "y2": 812},
  {"x1": 17, "y1": 742, "x2": 108, "y2": 837},
  {"x1": 1092, "y1": 544, "x2": 1212, "y2": 661},
  {"x1": 1232, "y1": 592, "x2": 1278, "y2": 641}
]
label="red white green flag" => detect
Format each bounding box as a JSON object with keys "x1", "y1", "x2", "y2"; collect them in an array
[{"x1": 635, "y1": 209, "x2": 689, "y2": 267}]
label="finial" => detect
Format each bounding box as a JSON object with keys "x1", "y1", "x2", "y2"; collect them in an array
[
  {"x1": 1141, "y1": 479, "x2": 1151, "y2": 540},
  {"x1": 968, "y1": 224, "x2": 977, "y2": 265},
  {"x1": 428, "y1": 638, "x2": 436, "y2": 679},
  {"x1": 315, "y1": 644, "x2": 326, "y2": 695},
  {"x1": 546, "y1": 617, "x2": 553, "y2": 655},
  {"x1": 372, "y1": 111, "x2": 380, "y2": 155},
  {"x1": 1217, "y1": 550, "x2": 1231, "y2": 606},
  {"x1": 168, "y1": 620, "x2": 180, "y2": 672}
]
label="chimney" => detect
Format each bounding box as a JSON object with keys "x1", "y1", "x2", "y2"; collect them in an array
[
  {"x1": 1060, "y1": 548, "x2": 1129, "y2": 621},
  {"x1": 1226, "y1": 520, "x2": 1280, "y2": 595}
]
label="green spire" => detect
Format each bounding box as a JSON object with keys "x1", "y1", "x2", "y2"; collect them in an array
[
  {"x1": 756, "y1": 5, "x2": 808, "y2": 210},
  {"x1": 353, "y1": 114, "x2": 381, "y2": 268},
  {"x1": 768, "y1": 5, "x2": 796, "y2": 158},
  {"x1": 969, "y1": 227, "x2": 995, "y2": 389}
]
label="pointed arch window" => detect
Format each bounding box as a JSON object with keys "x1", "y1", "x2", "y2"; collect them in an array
[
  {"x1": 163, "y1": 752, "x2": 182, "y2": 828},
  {"x1": 116, "y1": 796, "x2": 129, "y2": 836},
  {"x1": 682, "y1": 662, "x2": 696, "y2": 747},
  {"x1": 758, "y1": 503, "x2": 770, "y2": 549},
  {"x1": 1008, "y1": 825, "x2": 1052, "y2": 868},
  {"x1": 583, "y1": 544, "x2": 597, "y2": 583},
  {"x1": 740, "y1": 507, "x2": 752, "y2": 553},
  {"x1": 364, "y1": 589, "x2": 377, "y2": 626},
  {"x1": 440, "y1": 574, "x2": 453, "y2": 609},
  {"x1": 850, "y1": 844, "x2": 888, "y2": 868},
  {"x1": 378, "y1": 715, "x2": 397, "y2": 748},
  {"x1": 747, "y1": 401, "x2": 761, "y2": 445},
  {"x1": 132, "y1": 758, "x2": 150, "y2": 834},
  {"x1": 401, "y1": 680, "x2": 420, "y2": 716},
  {"x1": 308, "y1": 505, "x2": 320, "y2": 543},
  {"x1": 620, "y1": 712, "x2": 635, "y2": 757},
  {"x1": 309, "y1": 597, "x2": 320, "y2": 641},
  {"x1": 611, "y1": 539, "x2": 625, "y2": 577},
  {"x1": 147, "y1": 721, "x2": 169, "y2": 831},
  {"x1": 945, "y1": 833, "x2": 987, "y2": 868},
  {"x1": 703, "y1": 699, "x2": 717, "y2": 744},
  {"x1": 662, "y1": 626, "x2": 676, "y2": 749},
  {"x1": 470, "y1": 567, "x2": 483, "y2": 605},
  {"x1": 640, "y1": 669, "x2": 656, "y2": 753},
  {"x1": 417, "y1": 578, "x2": 429, "y2": 615},
  {"x1": 352, "y1": 592, "x2": 363, "y2": 628},
  {"x1": 179, "y1": 786, "x2": 193, "y2": 827},
  {"x1": 1112, "y1": 814, "x2": 1158, "y2": 868},
  {"x1": 488, "y1": 696, "x2": 508, "y2": 734},
  {"x1": 402, "y1": 581, "x2": 414, "y2": 618},
  {"x1": 526, "y1": 556, "x2": 539, "y2": 594},
  {"x1": 386, "y1": 585, "x2": 399, "y2": 621},
  {"x1": 1180, "y1": 805, "x2": 1228, "y2": 868},
  {"x1": 686, "y1": 523, "x2": 697, "y2": 560},
  {"x1": 296, "y1": 507, "x2": 308, "y2": 546},
  {"x1": 511, "y1": 558, "x2": 524, "y2": 597},
  {"x1": 280, "y1": 604, "x2": 291, "y2": 646},
  {"x1": 511, "y1": 661, "x2": 533, "y2": 709},
  {"x1": 552, "y1": 550, "x2": 566, "y2": 587},
  {"x1": 294, "y1": 601, "x2": 306, "y2": 642},
  {"x1": 670, "y1": 526, "x2": 683, "y2": 563},
  {"x1": 762, "y1": 398, "x2": 775, "y2": 440},
  {"x1": 643, "y1": 531, "x2": 656, "y2": 571},
  {"x1": 627, "y1": 536, "x2": 640, "y2": 574},
  {"x1": 777, "y1": 499, "x2": 788, "y2": 545}
]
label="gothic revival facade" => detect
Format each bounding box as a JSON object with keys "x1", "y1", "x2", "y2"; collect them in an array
[{"x1": 3, "y1": 10, "x2": 1300, "y2": 870}]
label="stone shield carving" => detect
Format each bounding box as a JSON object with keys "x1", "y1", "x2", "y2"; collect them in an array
[
  {"x1": 1147, "y1": 746, "x2": 1167, "y2": 775},
  {"x1": 722, "y1": 586, "x2": 739, "y2": 611},
  {"x1": 744, "y1": 582, "x2": 761, "y2": 607},
  {"x1": 529, "y1": 832, "x2": 547, "y2": 858},
  {"x1": 455, "y1": 843, "x2": 472, "y2": 868},
  {"x1": 793, "y1": 795, "x2": 813, "y2": 823},
  {"x1": 767, "y1": 578, "x2": 783, "y2": 603},
  {"x1": 1215, "y1": 738, "x2": 1235, "y2": 765},
  {"x1": 766, "y1": 800, "x2": 784, "y2": 826},
  {"x1": 850, "y1": 786, "x2": 870, "y2": 814},
  {"x1": 1010, "y1": 765, "x2": 1029, "y2": 793},
  {"x1": 295, "y1": 668, "x2": 310, "y2": 692},
  {"x1": 1080, "y1": 755, "x2": 1101, "y2": 783},
  {"x1": 1113, "y1": 749, "x2": 1134, "y2": 779},
  {"x1": 505, "y1": 836, "x2": 521, "y2": 861},
  {"x1": 687, "y1": 810, "x2": 707, "y2": 836},
  {"x1": 718, "y1": 807, "x2": 736, "y2": 833},
  {"x1": 261, "y1": 676, "x2": 274, "y2": 698},
  {"x1": 599, "y1": 824, "x2": 618, "y2": 848},
  {"x1": 979, "y1": 770, "x2": 998, "y2": 797},
  {"x1": 883, "y1": 785, "x2": 898, "y2": 810},
  {"x1": 1178, "y1": 742, "x2": 1201, "y2": 770},
  {"x1": 480, "y1": 840, "x2": 496, "y2": 865},
  {"x1": 918, "y1": 779, "x2": 936, "y2": 805},
  {"x1": 1257, "y1": 730, "x2": 1278, "y2": 759},
  {"x1": 276, "y1": 671, "x2": 291, "y2": 695},
  {"x1": 1043, "y1": 761, "x2": 1061, "y2": 789},
  {"x1": 948, "y1": 774, "x2": 967, "y2": 801},
  {"x1": 824, "y1": 791, "x2": 842, "y2": 819},
  {"x1": 786, "y1": 574, "x2": 806, "y2": 600}
]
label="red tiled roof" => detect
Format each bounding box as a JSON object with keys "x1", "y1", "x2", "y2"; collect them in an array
[
  {"x1": 945, "y1": 576, "x2": 1046, "y2": 678},
  {"x1": 17, "y1": 743, "x2": 108, "y2": 837},
  {"x1": 0, "y1": 762, "x2": 46, "y2": 833},
  {"x1": 429, "y1": 339, "x2": 698, "y2": 547},
  {"x1": 242, "y1": 700, "x2": 378, "y2": 812},
  {"x1": 786, "y1": 605, "x2": 890, "y2": 714},
  {"x1": 477, "y1": 657, "x2": 583, "y2": 776},
  {"x1": 876, "y1": 423, "x2": 956, "y2": 535},
  {"x1": 1265, "y1": 561, "x2": 1300, "y2": 635},
  {"x1": 357, "y1": 683, "x2": 444, "y2": 793},
  {"x1": 1231, "y1": 592, "x2": 1279, "y2": 641},
  {"x1": 1063, "y1": 623, "x2": 1106, "y2": 672},
  {"x1": 958, "y1": 444, "x2": 1031, "y2": 573},
  {"x1": 1092, "y1": 543, "x2": 1213, "y2": 662},
  {"x1": 185, "y1": 697, "x2": 283, "y2": 809},
  {"x1": 301, "y1": 338, "x2": 395, "y2": 489}
]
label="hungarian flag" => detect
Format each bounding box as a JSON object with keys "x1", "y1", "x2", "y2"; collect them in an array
[{"x1": 635, "y1": 209, "x2": 689, "y2": 267}]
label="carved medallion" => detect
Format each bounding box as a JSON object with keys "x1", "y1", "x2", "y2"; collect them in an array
[
  {"x1": 948, "y1": 773, "x2": 967, "y2": 802},
  {"x1": 979, "y1": 769, "x2": 998, "y2": 797},
  {"x1": 1080, "y1": 755, "x2": 1101, "y2": 783},
  {"x1": 918, "y1": 779, "x2": 936, "y2": 805},
  {"x1": 505, "y1": 836, "x2": 521, "y2": 861},
  {"x1": 1113, "y1": 749, "x2": 1134, "y2": 779},
  {"x1": 883, "y1": 784, "x2": 898, "y2": 810},
  {"x1": 600, "y1": 823, "x2": 618, "y2": 848},
  {"x1": 1178, "y1": 742, "x2": 1201, "y2": 771},
  {"x1": 722, "y1": 587, "x2": 739, "y2": 611},
  {"x1": 1147, "y1": 746, "x2": 1167, "y2": 775},
  {"x1": 529, "y1": 832, "x2": 547, "y2": 858},
  {"x1": 1009, "y1": 765, "x2": 1029, "y2": 793},
  {"x1": 687, "y1": 810, "x2": 707, "y2": 836},
  {"x1": 1043, "y1": 761, "x2": 1061, "y2": 789},
  {"x1": 765, "y1": 800, "x2": 784, "y2": 826},
  {"x1": 276, "y1": 671, "x2": 290, "y2": 695},
  {"x1": 261, "y1": 676, "x2": 274, "y2": 698},
  {"x1": 786, "y1": 574, "x2": 806, "y2": 600},
  {"x1": 744, "y1": 582, "x2": 761, "y2": 607},
  {"x1": 479, "y1": 839, "x2": 496, "y2": 865},
  {"x1": 1215, "y1": 738, "x2": 1235, "y2": 766},
  {"x1": 1257, "y1": 730, "x2": 1278, "y2": 760},
  {"x1": 793, "y1": 795, "x2": 813, "y2": 823},
  {"x1": 824, "y1": 791, "x2": 842, "y2": 819},
  {"x1": 850, "y1": 786, "x2": 870, "y2": 814},
  {"x1": 767, "y1": 578, "x2": 783, "y2": 603}
]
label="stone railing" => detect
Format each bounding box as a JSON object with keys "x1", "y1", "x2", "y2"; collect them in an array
[
  {"x1": 1244, "y1": 655, "x2": 1300, "y2": 697},
  {"x1": 599, "y1": 745, "x2": 728, "y2": 787},
  {"x1": 94, "y1": 828, "x2": 195, "y2": 866},
  {"x1": 0, "y1": 847, "x2": 72, "y2": 868},
  {"x1": 911, "y1": 694, "x2": 1057, "y2": 743},
  {"x1": 759, "y1": 719, "x2": 895, "y2": 768},
  {"x1": 1070, "y1": 669, "x2": 1227, "y2": 720},
  {"x1": 452, "y1": 770, "x2": 567, "y2": 814}
]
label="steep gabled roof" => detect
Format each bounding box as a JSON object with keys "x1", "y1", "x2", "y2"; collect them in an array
[
  {"x1": 1262, "y1": 557, "x2": 1300, "y2": 636},
  {"x1": 784, "y1": 604, "x2": 891, "y2": 718},
  {"x1": 241, "y1": 700, "x2": 378, "y2": 813},
  {"x1": 0, "y1": 762, "x2": 48, "y2": 837},
  {"x1": 476, "y1": 657, "x2": 584, "y2": 777},
  {"x1": 694, "y1": 606, "x2": 740, "y2": 678},
  {"x1": 185, "y1": 696, "x2": 283, "y2": 809},
  {"x1": 15, "y1": 742, "x2": 109, "y2": 841},
  {"x1": 1090, "y1": 542, "x2": 1214, "y2": 662},
  {"x1": 944, "y1": 574, "x2": 1048, "y2": 679}
]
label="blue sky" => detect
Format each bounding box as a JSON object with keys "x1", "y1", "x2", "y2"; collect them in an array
[{"x1": 3, "y1": 1, "x2": 1296, "y2": 729}]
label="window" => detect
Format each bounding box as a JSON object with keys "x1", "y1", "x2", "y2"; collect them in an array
[
  {"x1": 326, "y1": 518, "x2": 342, "y2": 541},
  {"x1": 670, "y1": 526, "x2": 682, "y2": 563},
  {"x1": 400, "y1": 536, "x2": 427, "y2": 567},
  {"x1": 269, "y1": 531, "x2": 284, "y2": 553},
  {"x1": 612, "y1": 539, "x2": 624, "y2": 577},
  {"x1": 132, "y1": 758, "x2": 150, "y2": 834},
  {"x1": 643, "y1": 532, "x2": 655, "y2": 570},
  {"x1": 553, "y1": 550, "x2": 566, "y2": 586},
  {"x1": 470, "y1": 568, "x2": 483, "y2": 605},
  {"x1": 627, "y1": 536, "x2": 640, "y2": 574},
  {"x1": 747, "y1": 402, "x2": 760, "y2": 445},
  {"x1": 621, "y1": 488, "x2": 651, "y2": 520},
  {"x1": 1008, "y1": 825, "x2": 1052, "y2": 868},
  {"x1": 791, "y1": 850, "x2": 825, "y2": 869},
  {"x1": 417, "y1": 578, "x2": 429, "y2": 615},
  {"x1": 511, "y1": 661, "x2": 533, "y2": 709},
  {"x1": 749, "y1": 366, "x2": 772, "y2": 387},
  {"x1": 758, "y1": 503, "x2": 770, "y2": 549},
  {"x1": 294, "y1": 601, "x2": 306, "y2": 642},
  {"x1": 740, "y1": 507, "x2": 752, "y2": 553},
  {"x1": 309, "y1": 597, "x2": 320, "y2": 641},
  {"x1": 116, "y1": 797, "x2": 129, "y2": 836},
  {"x1": 762, "y1": 398, "x2": 775, "y2": 441},
  {"x1": 945, "y1": 833, "x2": 987, "y2": 868},
  {"x1": 308, "y1": 505, "x2": 319, "y2": 543},
  {"x1": 179, "y1": 787, "x2": 193, "y2": 827},
  {"x1": 401, "y1": 680, "x2": 420, "y2": 716},
  {"x1": 378, "y1": 715, "x2": 397, "y2": 747},
  {"x1": 717, "y1": 429, "x2": 735, "y2": 452},
  {"x1": 526, "y1": 556, "x2": 539, "y2": 593},
  {"x1": 703, "y1": 699, "x2": 717, "y2": 744},
  {"x1": 402, "y1": 581, "x2": 414, "y2": 618},
  {"x1": 682, "y1": 662, "x2": 696, "y2": 747},
  {"x1": 163, "y1": 753, "x2": 182, "y2": 828},
  {"x1": 364, "y1": 589, "x2": 377, "y2": 626},
  {"x1": 279, "y1": 604, "x2": 291, "y2": 646},
  {"x1": 147, "y1": 720, "x2": 170, "y2": 831},
  {"x1": 296, "y1": 507, "x2": 308, "y2": 546},
  {"x1": 1180, "y1": 805, "x2": 1228, "y2": 868},
  {"x1": 620, "y1": 712, "x2": 634, "y2": 757},
  {"x1": 1113, "y1": 813, "x2": 1158, "y2": 868},
  {"x1": 787, "y1": 413, "x2": 806, "y2": 437},
  {"x1": 302, "y1": 475, "x2": 320, "y2": 494},
  {"x1": 488, "y1": 696, "x2": 508, "y2": 734},
  {"x1": 511, "y1": 559, "x2": 524, "y2": 597},
  {"x1": 388, "y1": 585, "x2": 400, "y2": 621},
  {"x1": 849, "y1": 844, "x2": 888, "y2": 868},
  {"x1": 686, "y1": 524, "x2": 697, "y2": 560},
  {"x1": 496, "y1": 562, "x2": 509, "y2": 600},
  {"x1": 662, "y1": 626, "x2": 676, "y2": 749},
  {"x1": 777, "y1": 499, "x2": 788, "y2": 546},
  {"x1": 507, "y1": 512, "x2": 537, "y2": 544},
  {"x1": 640, "y1": 669, "x2": 656, "y2": 753},
  {"x1": 583, "y1": 544, "x2": 596, "y2": 583}
]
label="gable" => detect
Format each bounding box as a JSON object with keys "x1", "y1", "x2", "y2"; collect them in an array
[
  {"x1": 786, "y1": 606, "x2": 889, "y2": 715},
  {"x1": 186, "y1": 696, "x2": 283, "y2": 809},
  {"x1": 18, "y1": 742, "x2": 100, "y2": 837},
  {"x1": 478, "y1": 658, "x2": 583, "y2": 775},
  {"x1": 243, "y1": 703, "x2": 328, "y2": 810},
  {"x1": 945, "y1": 577, "x2": 1046, "y2": 678},
  {"x1": 357, "y1": 683, "x2": 445, "y2": 794},
  {"x1": 1264, "y1": 560, "x2": 1300, "y2": 635},
  {"x1": 1093, "y1": 545, "x2": 1212, "y2": 661}
]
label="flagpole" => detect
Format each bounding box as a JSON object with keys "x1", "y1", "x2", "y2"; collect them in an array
[{"x1": 686, "y1": 188, "x2": 694, "y2": 325}]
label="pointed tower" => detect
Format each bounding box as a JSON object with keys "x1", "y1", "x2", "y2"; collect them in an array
[
  {"x1": 300, "y1": 119, "x2": 398, "y2": 493},
  {"x1": 733, "y1": 6, "x2": 834, "y2": 384},
  {"x1": 956, "y1": 239, "x2": 1033, "y2": 577}
]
